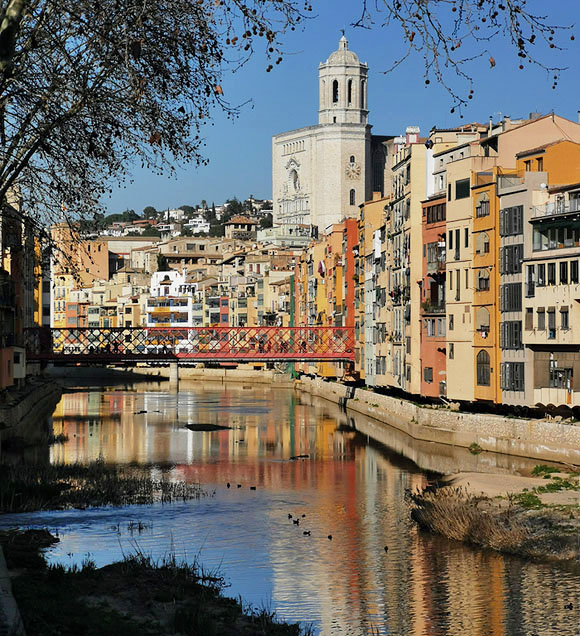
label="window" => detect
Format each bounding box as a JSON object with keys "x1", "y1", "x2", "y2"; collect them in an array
[
  {"x1": 332, "y1": 80, "x2": 338, "y2": 103},
  {"x1": 347, "y1": 80, "x2": 352, "y2": 104},
  {"x1": 349, "y1": 189, "x2": 356, "y2": 206},
  {"x1": 424, "y1": 367, "x2": 433, "y2": 383},
  {"x1": 449, "y1": 314, "x2": 454, "y2": 330},
  {"x1": 549, "y1": 361, "x2": 573, "y2": 389},
  {"x1": 455, "y1": 178, "x2": 470, "y2": 199},
  {"x1": 537, "y1": 263, "x2": 546, "y2": 286},
  {"x1": 547, "y1": 262, "x2": 556, "y2": 285},
  {"x1": 499, "y1": 206, "x2": 524, "y2": 236},
  {"x1": 560, "y1": 261, "x2": 568, "y2": 285},
  {"x1": 499, "y1": 283, "x2": 521, "y2": 312},
  {"x1": 449, "y1": 343, "x2": 454, "y2": 359},
  {"x1": 360, "y1": 79, "x2": 366, "y2": 108},
  {"x1": 476, "y1": 307, "x2": 490, "y2": 334},
  {"x1": 349, "y1": 155, "x2": 355, "y2": 163},
  {"x1": 525, "y1": 307, "x2": 533, "y2": 330},
  {"x1": 455, "y1": 229, "x2": 460, "y2": 259},
  {"x1": 548, "y1": 307, "x2": 556, "y2": 339},
  {"x1": 465, "y1": 227, "x2": 469, "y2": 248},
  {"x1": 537, "y1": 307, "x2": 545, "y2": 330},
  {"x1": 500, "y1": 321, "x2": 522, "y2": 349},
  {"x1": 476, "y1": 350, "x2": 490, "y2": 386},
  {"x1": 571, "y1": 260, "x2": 579, "y2": 283},
  {"x1": 499, "y1": 244, "x2": 523, "y2": 274},
  {"x1": 476, "y1": 193, "x2": 490, "y2": 218},
  {"x1": 476, "y1": 232, "x2": 490, "y2": 255},
  {"x1": 524, "y1": 160, "x2": 531, "y2": 172},
  {"x1": 448, "y1": 230, "x2": 453, "y2": 250},
  {"x1": 500, "y1": 362, "x2": 525, "y2": 391},
  {"x1": 561, "y1": 307, "x2": 569, "y2": 329},
  {"x1": 537, "y1": 157, "x2": 544, "y2": 171},
  {"x1": 455, "y1": 269, "x2": 461, "y2": 301},
  {"x1": 477, "y1": 269, "x2": 490, "y2": 291}
]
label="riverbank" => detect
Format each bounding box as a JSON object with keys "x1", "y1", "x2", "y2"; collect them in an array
[
  {"x1": 410, "y1": 465, "x2": 580, "y2": 564},
  {"x1": 0, "y1": 530, "x2": 311, "y2": 636},
  {"x1": 295, "y1": 376, "x2": 580, "y2": 466}
]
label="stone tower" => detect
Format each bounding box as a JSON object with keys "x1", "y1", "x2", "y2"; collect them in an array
[
  {"x1": 318, "y1": 35, "x2": 369, "y2": 125},
  {"x1": 272, "y1": 36, "x2": 372, "y2": 230}
]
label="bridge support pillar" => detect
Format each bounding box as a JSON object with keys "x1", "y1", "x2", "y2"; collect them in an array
[{"x1": 169, "y1": 362, "x2": 179, "y2": 390}]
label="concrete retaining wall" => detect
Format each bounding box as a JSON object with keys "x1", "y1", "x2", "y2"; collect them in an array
[{"x1": 296, "y1": 377, "x2": 580, "y2": 466}]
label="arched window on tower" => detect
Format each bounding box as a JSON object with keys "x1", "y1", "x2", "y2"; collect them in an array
[
  {"x1": 350, "y1": 155, "x2": 355, "y2": 163},
  {"x1": 347, "y1": 79, "x2": 352, "y2": 105},
  {"x1": 332, "y1": 80, "x2": 339, "y2": 104},
  {"x1": 360, "y1": 80, "x2": 366, "y2": 109},
  {"x1": 349, "y1": 189, "x2": 356, "y2": 206}
]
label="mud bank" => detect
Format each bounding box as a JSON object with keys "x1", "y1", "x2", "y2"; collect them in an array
[{"x1": 295, "y1": 377, "x2": 580, "y2": 467}]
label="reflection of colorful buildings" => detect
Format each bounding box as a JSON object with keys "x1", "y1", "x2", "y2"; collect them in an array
[{"x1": 49, "y1": 384, "x2": 580, "y2": 635}]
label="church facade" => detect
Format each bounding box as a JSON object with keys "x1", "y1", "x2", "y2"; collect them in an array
[{"x1": 272, "y1": 36, "x2": 391, "y2": 232}]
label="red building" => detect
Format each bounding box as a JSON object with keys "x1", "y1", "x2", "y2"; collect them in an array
[{"x1": 420, "y1": 196, "x2": 447, "y2": 397}]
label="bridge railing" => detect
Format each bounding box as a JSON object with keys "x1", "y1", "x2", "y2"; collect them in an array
[{"x1": 24, "y1": 326, "x2": 355, "y2": 362}]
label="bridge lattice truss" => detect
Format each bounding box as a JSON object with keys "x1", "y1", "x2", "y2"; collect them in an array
[{"x1": 24, "y1": 327, "x2": 355, "y2": 363}]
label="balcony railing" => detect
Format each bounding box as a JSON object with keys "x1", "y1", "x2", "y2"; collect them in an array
[
  {"x1": 421, "y1": 301, "x2": 445, "y2": 314},
  {"x1": 533, "y1": 199, "x2": 580, "y2": 218}
]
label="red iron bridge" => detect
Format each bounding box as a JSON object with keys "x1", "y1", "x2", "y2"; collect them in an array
[{"x1": 24, "y1": 327, "x2": 355, "y2": 364}]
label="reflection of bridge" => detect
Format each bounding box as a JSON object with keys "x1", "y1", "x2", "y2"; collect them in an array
[{"x1": 24, "y1": 327, "x2": 355, "y2": 364}]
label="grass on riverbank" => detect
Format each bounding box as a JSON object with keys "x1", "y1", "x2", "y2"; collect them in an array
[
  {"x1": 0, "y1": 458, "x2": 209, "y2": 513},
  {"x1": 409, "y1": 471, "x2": 580, "y2": 563},
  {"x1": 1, "y1": 530, "x2": 311, "y2": 636}
]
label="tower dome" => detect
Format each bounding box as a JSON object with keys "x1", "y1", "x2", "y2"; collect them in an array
[
  {"x1": 318, "y1": 35, "x2": 369, "y2": 125},
  {"x1": 326, "y1": 35, "x2": 360, "y2": 65}
]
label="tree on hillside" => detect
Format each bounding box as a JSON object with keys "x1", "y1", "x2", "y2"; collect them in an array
[
  {"x1": 143, "y1": 206, "x2": 157, "y2": 219},
  {"x1": 0, "y1": 0, "x2": 307, "y2": 232},
  {"x1": 259, "y1": 213, "x2": 273, "y2": 229},
  {"x1": 142, "y1": 226, "x2": 161, "y2": 237},
  {"x1": 157, "y1": 253, "x2": 170, "y2": 271},
  {"x1": 179, "y1": 205, "x2": 196, "y2": 216}
]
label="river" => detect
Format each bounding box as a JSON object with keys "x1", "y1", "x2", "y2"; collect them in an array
[{"x1": 2, "y1": 380, "x2": 580, "y2": 635}]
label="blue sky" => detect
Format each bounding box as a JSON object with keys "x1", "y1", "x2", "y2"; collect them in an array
[{"x1": 105, "y1": 1, "x2": 580, "y2": 214}]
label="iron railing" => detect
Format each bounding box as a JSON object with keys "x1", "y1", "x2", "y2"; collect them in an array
[{"x1": 24, "y1": 326, "x2": 355, "y2": 363}]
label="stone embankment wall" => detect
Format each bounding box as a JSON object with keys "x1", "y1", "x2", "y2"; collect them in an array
[
  {"x1": 139, "y1": 365, "x2": 294, "y2": 387},
  {"x1": 0, "y1": 379, "x2": 63, "y2": 449},
  {"x1": 296, "y1": 377, "x2": 580, "y2": 466}
]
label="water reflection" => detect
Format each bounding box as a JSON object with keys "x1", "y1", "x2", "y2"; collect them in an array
[{"x1": 3, "y1": 381, "x2": 580, "y2": 635}]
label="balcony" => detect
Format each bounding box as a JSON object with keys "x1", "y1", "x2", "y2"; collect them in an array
[
  {"x1": 421, "y1": 301, "x2": 445, "y2": 314},
  {"x1": 532, "y1": 199, "x2": 580, "y2": 219},
  {"x1": 426, "y1": 257, "x2": 446, "y2": 274}
]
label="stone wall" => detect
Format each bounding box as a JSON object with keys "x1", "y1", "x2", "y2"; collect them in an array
[
  {"x1": 138, "y1": 365, "x2": 294, "y2": 387},
  {"x1": 296, "y1": 377, "x2": 580, "y2": 465}
]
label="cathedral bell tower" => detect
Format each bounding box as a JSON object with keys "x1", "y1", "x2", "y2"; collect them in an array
[{"x1": 318, "y1": 35, "x2": 369, "y2": 125}]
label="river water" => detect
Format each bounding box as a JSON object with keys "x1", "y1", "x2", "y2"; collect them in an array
[{"x1": 2, "y1": 380, "x2": 580, "y2": 635}]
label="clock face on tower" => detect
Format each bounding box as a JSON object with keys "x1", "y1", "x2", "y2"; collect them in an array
[{"x1": 345, "y1": 161, "x2": 361, "y2": 179}]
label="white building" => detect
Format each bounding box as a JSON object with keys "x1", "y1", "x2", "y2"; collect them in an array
[
  {"x1": 184, "y1": 217, "x2": 211, "y2": 234},
  {"x1": 146, "y1": 269, "x2": 199, "y2": 327},
  {"x1": 272, "y1": 35, "x2": 392, "y2": 231}
]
